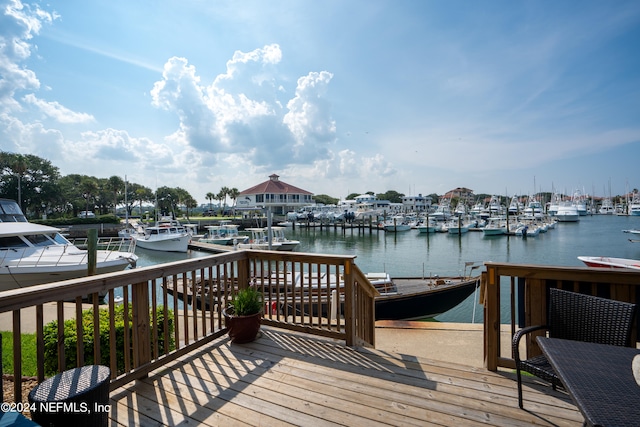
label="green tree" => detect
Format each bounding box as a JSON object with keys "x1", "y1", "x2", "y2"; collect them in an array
[
  {"x1": 133, "y1": 185, "x2": 154, "y2": 218},
  {"x1": 174, "y1": 187, "x2": 196, "y2": 218},
  {"x1": 105, "y1": 176, "x2": 125, "y2": 215},
  {"x1": 314, "y1": 194, "x2": 339, "y2": 205},
  {"x1": 80, "y1": 177, "x2": 99, "y2": 215},
  {"x1": 0, "y1": 152, "x2": 61, "y2": 217},
  {"x1": 376, "y1": 190, "x2": 404, "y2": 203}
]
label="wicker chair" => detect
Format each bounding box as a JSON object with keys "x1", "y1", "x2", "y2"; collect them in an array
[{"x1": 513, "y1": 288, "x2": 637, "y2": 408}]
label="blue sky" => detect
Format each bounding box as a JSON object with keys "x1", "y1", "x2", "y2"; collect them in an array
[{"x1": 1, "y1": 0, "x2": 639, "y2": 204}]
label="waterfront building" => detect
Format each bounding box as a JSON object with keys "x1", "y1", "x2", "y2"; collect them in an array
[
  {"x1": 443, "y1": 187, "x2": 475, "y2": 206},
  {"x1": 401, "y1": 194, "x2": 432, "y2": 212},
  {"x1": 237, "y1": 174, "x2": 314, "y2": 215}
]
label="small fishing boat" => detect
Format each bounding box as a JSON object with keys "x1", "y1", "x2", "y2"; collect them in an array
[
  {"x1": 382, "y1": 216, "x2": 412, "y2": 232},
  {"x1": 577, "y1": 256, "x2": 640, "y2": 271},
  {"x1": 270, "y1": 226, "x2": 300, "y2": 251},
  {"x1": 371, "y1": 273, "x2": 481, "y2": 320},
  {"x1": 200, "y1": 221, "x2": 248, "y2": 245},
  {"x1": 237, "y1": 228, "x2": 282, "y2": 250},
  {"x1": 482, "y1": 217, "x2": 507, "y2": 236}
]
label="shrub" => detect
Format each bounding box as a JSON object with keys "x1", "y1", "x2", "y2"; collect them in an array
[
  {"x1": 229, "y1": 287, "x2": 263, "y2": 316},
  {"x1": 42, "y1": 304, "x2": 174, "y2": 376}
]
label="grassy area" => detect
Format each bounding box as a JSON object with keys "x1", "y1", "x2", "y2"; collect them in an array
[{"x1": 1, "y1": 331, "x2": 38, "y2": 377}]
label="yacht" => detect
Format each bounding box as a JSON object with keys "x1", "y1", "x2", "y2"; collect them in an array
[
  {"x1": 599, "y1": 198, "x2": 615, "y2": 215},
  {"x1": 555, "y1": 201, "x2": 580, "y2": 222},
  {"x1": 523, "y1": 196, "x2": 544, "y2": 219},
  {"x1": 0, "y1": 199, "x2": 138, "y2": 292},
  {"x1": 572, "y1": 190, "x2": 588, "y2": 216}
]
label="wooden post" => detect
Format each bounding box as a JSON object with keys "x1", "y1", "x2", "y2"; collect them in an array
[
  {"x1": 483, "y1": 267, "x2": 499, "y2": 371},
  {"x1": 87, "y1": 228, "x2": 97, "y2": 276},
  {"x1": 343, "y1": 260, "x2": 355, "y2": 346},
  {"x1": 237, "y1": 256, "x2": 249, "y2": 291},
  {"x1": 132, "y1": 281, "x2": 151, "y2": 369}
]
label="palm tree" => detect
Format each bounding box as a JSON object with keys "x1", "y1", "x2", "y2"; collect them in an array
[
  {"x1": 216, "y1": 189, "x2": 227, "y2": 215},
  {"x1": 206, "y1": 192, "x2": 215, "y2": 212},
  {"x1": 228, "y1": 188, "x2": 240, "y2": 217}
]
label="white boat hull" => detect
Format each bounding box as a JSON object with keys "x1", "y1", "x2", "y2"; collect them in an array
[
  {"x1": 383, "y1": 224, "x2": 411, "y2": 232},
  {"x1": 135, "y1": 234, "x2": 190, "y2": 252},
  {"x1": 555, "y1": 213, "x2": 580, "y2": 222},
  {"x1": 0, "y1": 258, "x2": 135, "y2": 292},
  {"x1": 482, "y1": 228, "x2": 506, "y2": 236}
]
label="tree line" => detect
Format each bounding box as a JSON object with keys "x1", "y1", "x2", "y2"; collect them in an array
[{"x1": 0, "y1": 152, "x2": 236, "y2": 220}]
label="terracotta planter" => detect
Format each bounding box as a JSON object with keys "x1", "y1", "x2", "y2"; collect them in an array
[{"x1": 223, "y1": 308, "x2": 262, "y2": 344}]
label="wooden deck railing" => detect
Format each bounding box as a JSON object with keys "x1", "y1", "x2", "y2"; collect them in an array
[
  {"x1": 246, "y1": 251, "x2": 378, "y2": 347},
  {"x1": 482, "y1": 262, "x2": 640, "y2": 371},
  {"x1": 0, "y1": 250, "x2": 377, "y2": 404}
]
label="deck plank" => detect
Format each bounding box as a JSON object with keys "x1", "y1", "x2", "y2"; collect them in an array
[{"x1": 109, "y1": 327, "x2": 583, "y2": 426}]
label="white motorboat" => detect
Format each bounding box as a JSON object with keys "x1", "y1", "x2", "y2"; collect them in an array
[
  {"x1": 0, "y1": 198, "x2": 138, "y2": 292},
  {"x1": 547, "y1": 193, "x2": 560, "y2": 216},
  {"x1": 270, "y1": 226, "x2": 300, "y2": 251},
  {"x1": 572, "y1": 190, "x2": 588, "y2": 216},
  {"x1": 200, "y1": 221, "x2": 248, "y2": 246},
  {"x1": 237, "y1": 228, "x2": 282, "y2": 250},
  {"x1": 523, "y1": 196, "x2": 544, "y2": 219},
  {"x1": 508, "y1": 196, "x2": 522, "y2": 216},
  {"x1": 555, "y1": 201, "x2": 580, "y2": 222},
  {"x1": 482, "y1": 217, "x2": 507, "y2": 236},
  {"x1": 416, "y1": 217, "x2": 439, "y2": 234},
  {"x1": 487, "y1": 195, "x2": 504, "y2": 217},
  {"x1": 578, "y1": 256, "x2": 640, "y2": 271},
  {"x1": 133, "y1": 220, "x2": 191, "y2": 253},
  {"x1": 599, "y1": 198, "x2": 615, "y2": 215},
  {"x1": 382, "y1": 216, "x2": 412, "y2": 232},
  {"x1": 447, "y1": 217, "x2": 470, "y2": 234}
]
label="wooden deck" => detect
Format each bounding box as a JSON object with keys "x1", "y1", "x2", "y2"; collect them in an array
[{"x1": 109, "y1": 327, "x2": 583, "y2": 426}]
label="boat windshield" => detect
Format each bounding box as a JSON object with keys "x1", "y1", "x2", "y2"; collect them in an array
[
  {"x1": 23, "y1": 234, "x2": 56, "y2": 247},
  {"x1": 0, "y1": 199, "x2": 28, "y2": 222},
  {"x1": 0, "y1": 236, "x2": 29, "y2": 248}
]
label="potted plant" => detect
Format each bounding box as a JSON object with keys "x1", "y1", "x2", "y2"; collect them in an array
[{"x1": 222, "y1": 286, "x2": 263, "y2": 343}]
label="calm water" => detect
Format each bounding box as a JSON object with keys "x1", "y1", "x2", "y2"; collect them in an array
[{"x1": 135, "y1": 215, "x2": 640, "y2": 323}]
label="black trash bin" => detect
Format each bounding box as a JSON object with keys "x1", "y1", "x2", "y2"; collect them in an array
[{"x1": 28, "y1": 365, "x2": 110, "y2": 427}]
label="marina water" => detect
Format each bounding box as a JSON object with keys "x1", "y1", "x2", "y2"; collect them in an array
[{"x1": 134, "y1": 215, "x2": 640, "y2": 323}]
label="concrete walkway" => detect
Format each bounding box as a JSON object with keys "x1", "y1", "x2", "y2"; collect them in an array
[{"x1": 375, "y1": 320, "x2": 513, "y2": 368}]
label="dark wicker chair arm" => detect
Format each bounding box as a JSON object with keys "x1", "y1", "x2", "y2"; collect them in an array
[{"x1": 513, "y1": 324, "x2": 548, "y2": 362}]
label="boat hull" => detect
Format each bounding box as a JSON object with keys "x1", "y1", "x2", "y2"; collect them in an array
[
  {"x1": 482, "y1": 228, "x2": 506, "y2": 236},
  {"x1": 375, "y1": 277, "x2": 479, "y2": 320},
  {"x1": 286, "y1": 276, "x2": 480, "y2": 321},
  {"x1": 0, "y1": 258, "x2": 135, "y2": 292},
  {"x1": 135, "y1": 235, "x2": 190, "y2": 252},
  {"x1": 578, "y1": 256, "x2": 640, "y2": 270}
]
